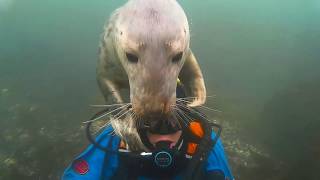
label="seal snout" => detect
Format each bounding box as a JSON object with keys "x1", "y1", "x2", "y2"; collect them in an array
[
  {"x1": 140, "y1": 112, "x2": 181, "y2": 135},
  {"x1": 132, "y1": 98, "x2": 180, "y2": 133},
  {"x1": 132, "y1": 98, "x2": 175, "y2": 119}
]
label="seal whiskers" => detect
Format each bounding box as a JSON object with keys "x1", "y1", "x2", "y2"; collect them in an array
[
  {"x1": 176, "y1": 98, "x2": 222, "y2": 113},
  {"x1": 175, "y1": 103, "x2": 212, "y2": 123},
  {"x1": 89, "y1": 103, "x2": 131, "y2": 108},
  {"x1": 111, "y1": 112, "x2": 145, "y2": 151},
  {"x1": 171, "y1": 107, "x2": 189, "y2": 128},
  {"x1": 176, "y1": 95, "x2": 216, "y2": 101},
  {"x1": 172, "y1": 106, "x2": 193, "y2": 124},
  {"x1": 97, "y1": 106, "x2": 133, "y2": 135},
  {"x1": 83, "y1": 103, "x2": 131, "y2": 123}
]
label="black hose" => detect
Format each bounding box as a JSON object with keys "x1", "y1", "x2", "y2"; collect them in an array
[
  {"x1": 86, "y1": 121, "x2": 118, "y2": 154},
  {"x1": 85, "y1": 107, "x2": 119, "y2": 154},
  {"x1": 183, "y1": 113, "x2": 222, "y2": 180}
]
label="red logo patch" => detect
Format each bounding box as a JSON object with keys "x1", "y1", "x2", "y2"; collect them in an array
[{"x1": 73, "y1": 159, "x2": 89, "y2": 175}]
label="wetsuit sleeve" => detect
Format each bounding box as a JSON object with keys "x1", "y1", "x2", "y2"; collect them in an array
[
  {"x1": 205, "y1": 131, "x2": 234, "y2": 180},
  {"x1": 62, "y1": 127, "x2": 119, "y2": 180}
]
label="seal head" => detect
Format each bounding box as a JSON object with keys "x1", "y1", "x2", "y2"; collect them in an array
[
  {"x1": 113, "y1": 0, "x2": 190, "y2": 124},
  {"x1": 98, "y1": 0, "x2": 206, "y2": 151}
]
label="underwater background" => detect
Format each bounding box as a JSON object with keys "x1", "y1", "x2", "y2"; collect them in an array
[{"x1": 0, "y1": 0, "x2": 319, "y2": 179}]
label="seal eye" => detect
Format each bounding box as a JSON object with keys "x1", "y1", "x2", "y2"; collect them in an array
[
  {"x1": 172, "y1": 52, "x2": 183, "y2": 63},
  {"x1": 126, "y1": 53, "x2": 138, "y2": 63}
]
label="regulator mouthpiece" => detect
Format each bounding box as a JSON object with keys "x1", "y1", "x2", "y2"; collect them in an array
[{"x1": 154, "y1": 141, "x2": 174, "y2": 168}]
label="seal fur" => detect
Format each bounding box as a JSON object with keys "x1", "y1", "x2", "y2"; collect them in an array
[{"x1": 97, "y1": 0, "x2": 206, "y2": 151}]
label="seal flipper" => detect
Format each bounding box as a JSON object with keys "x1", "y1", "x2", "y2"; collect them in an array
[
  {"x1": 179, "y1": 50, "x2": 206, "y2": 107},
  {"x1": 97, "y1": 29, "x2": 129, "y2": 104}
]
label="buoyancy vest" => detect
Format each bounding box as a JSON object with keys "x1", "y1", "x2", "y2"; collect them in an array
[
  {"x1": 62, "y1": 124, "x2": 234, "y2": 180},
  {"x1": 63, "y1": 81, "x2": 234, "y2": 179}
]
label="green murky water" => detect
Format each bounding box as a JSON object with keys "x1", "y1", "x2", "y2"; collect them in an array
[{"x1": 1, "y1": 0, "x2": 319, "y2": 179}]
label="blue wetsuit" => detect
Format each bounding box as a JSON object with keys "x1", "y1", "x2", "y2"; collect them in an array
[{"x1": 62, "y1": 126, "x2": 234, "y2": 180}]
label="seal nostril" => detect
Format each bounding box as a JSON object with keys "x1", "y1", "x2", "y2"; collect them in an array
[
  {"x1": 172, "y1": 52, "x2": 183, "y2": 63},
  {"x1": 126, "y1": 52, "x2": 138, "y2": 63}
]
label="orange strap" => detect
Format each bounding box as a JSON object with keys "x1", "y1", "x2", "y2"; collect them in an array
[
  {"x1": 186, "y1": 121, "x2": 205, "y2": 155},
  {"x1": 186, "y1": 142, "x2": 198, "y2": 155},
  {"x1": 189, "y1": 121, "x2": 204, "y2": 138}
]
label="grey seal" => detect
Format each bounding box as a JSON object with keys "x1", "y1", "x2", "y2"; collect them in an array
[{"x1": 97, "y1": 0, "x2": 206, "y2": 151}]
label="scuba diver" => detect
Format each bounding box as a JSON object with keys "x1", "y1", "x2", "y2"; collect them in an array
[{"x1": 62, "y1": 83, "x2": 234, "y2": 180}]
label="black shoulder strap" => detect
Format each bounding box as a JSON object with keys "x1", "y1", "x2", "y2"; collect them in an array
[
  {"x1": 110, "y1": 152, "x2": 138, "y2": 180},
  {"x1": 182, "y1": 111, "x2": 216, "y2": 180}
]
